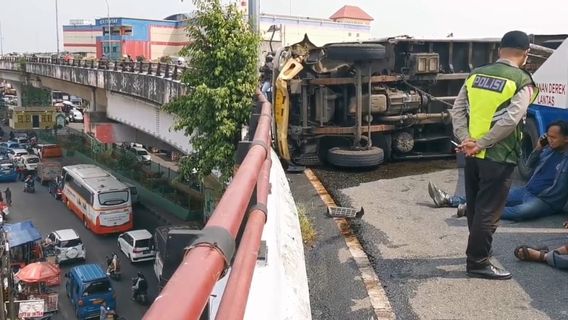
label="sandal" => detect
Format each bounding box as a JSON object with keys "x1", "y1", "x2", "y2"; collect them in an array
[{"x1": 514, "y1": 245, "x2": 549, "y2": 262}]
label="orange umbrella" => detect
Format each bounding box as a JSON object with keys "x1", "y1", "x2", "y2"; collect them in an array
[{"x1": 16, "y1": 262, "x2": 60, "y2": 284}]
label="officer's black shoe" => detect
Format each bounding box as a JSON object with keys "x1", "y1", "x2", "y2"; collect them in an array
[
  {"x1": 466, "y1": 264, "x2": 512, "y2": 280},
  {"x1": 456, "y1": 203, "x2": 467, "y2": 217}
]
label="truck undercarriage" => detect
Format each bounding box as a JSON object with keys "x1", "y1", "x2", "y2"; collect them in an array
[{"x1": 273, "y1": 35, "x2": 554, "y2": 168}]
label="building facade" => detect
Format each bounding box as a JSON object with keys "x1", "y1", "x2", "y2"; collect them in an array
[
  {"x1": 63, "y1": 21, "x2": 101, "y2": 58},
  {"x1": 62, "y1": 5, "x2": 373, "y2": 61},
  {"x1": 63, "y1": 15, "x2": 188, "y2": 61},
  {"x1": 8, "y1": 106, "x2": 57, "y2": 130}
]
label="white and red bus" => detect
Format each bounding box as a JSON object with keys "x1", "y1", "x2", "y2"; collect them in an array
[{"x1": 61, "y1": 164, "x2": 133, "y2": 234}]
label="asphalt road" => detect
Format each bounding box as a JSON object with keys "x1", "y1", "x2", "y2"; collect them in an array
[
  {"x1": 322, "y1": 163, "x2": 568, "y2": 320},
  {"x1": 4, "y1": 178, "x2": 167, "y2": 320}
]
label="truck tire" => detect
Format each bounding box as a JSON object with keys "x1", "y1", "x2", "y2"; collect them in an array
[
  {"x1": 327, "y1": 147, "x2": 384, "y2": 168},
  {"x1": 372, "y1": 134, "x2": 392, "y2": 162},
  {"x1": 325, "y1": 43, "x2": 386, "y2": 61},
  {"x1": 518, "y1": 118, "x2": 538, "y2": 180}
]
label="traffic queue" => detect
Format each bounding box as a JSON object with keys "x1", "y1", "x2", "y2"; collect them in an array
[{"x1": 0, "y1": 131, "x2": 152, "y2": 320}]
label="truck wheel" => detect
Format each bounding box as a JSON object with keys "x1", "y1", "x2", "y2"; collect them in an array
[
  {"x1": 324, "y1": 43, "x2": 386, "y2": 61},
  {"x1": 518, "y1": 118, "x2": 538, "y2": 180},
  {"x1": 327, "y1": 147, "x2": 384, "y2": 168},
  {"x1": 372, "y1": 134, "x2": 392, "y2": 162}
]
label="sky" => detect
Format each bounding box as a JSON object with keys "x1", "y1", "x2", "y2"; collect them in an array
[{"x1": 0, "y1": 0, "x2": 567, "y2": 53}]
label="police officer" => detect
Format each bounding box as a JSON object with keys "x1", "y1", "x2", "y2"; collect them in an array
[{"x1": 450, "y1": 31, "x2": 539, "y2": 280}]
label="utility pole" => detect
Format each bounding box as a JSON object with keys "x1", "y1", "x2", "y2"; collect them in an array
[
  {"x1": 104, "y1": 0, "x2": 111, "y2": 60},
  {"x1": 0, "y1": 240, "x2": 5, "y2": 320},
  {"x1": 55, "y1": 0, "x2": 60, "y2": 55},
  {"x1": 248, "y1": 0, "x2": 260, "y2": 33},
  {"x1": 4, "y1": 241, "x2": 14, "y2": 320},
  {"x1": 0, "y1": 21, "x2": 4, "y2": 56}
]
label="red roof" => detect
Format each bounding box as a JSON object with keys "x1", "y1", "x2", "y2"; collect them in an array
[{"x1": 329, "y1": 5, "x2": 373, "y2": 21}]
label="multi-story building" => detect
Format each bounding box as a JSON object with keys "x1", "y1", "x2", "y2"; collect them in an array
[
  {"x1": 63, "y1": 15, "x2": 188, "y2": 61},
  {"x1": 62, "y1": 5, "x2": 374, "y2": 60},
  {"x1": 63, "y1": 20, "x2": 101, "y2": 58}
]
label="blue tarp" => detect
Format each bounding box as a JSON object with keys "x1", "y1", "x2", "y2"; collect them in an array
[{"x1": 4, "y1": 220, "x2": 42, "y2": 247}]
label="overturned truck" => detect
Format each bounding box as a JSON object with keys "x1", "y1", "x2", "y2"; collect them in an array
[{"x1": 273, "y1": 35, "x2": 554, "y2": 168}]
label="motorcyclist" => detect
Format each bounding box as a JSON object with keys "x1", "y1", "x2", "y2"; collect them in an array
[
  {"x1": 131, "y1": 272, "x2": 148, "y2": 301},
  {"x1": 106, "y1": 253, "x2": 120, "y2": 275},
  {"x1": 24, "y1": 175, "x2": 34, "y2": 191}
]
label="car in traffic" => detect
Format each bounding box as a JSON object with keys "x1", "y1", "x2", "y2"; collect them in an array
[
  {"x1": 7, "y1": 148, "x2": 29, "y2": 161},
  {"x1": 18, "y1": 154, "x2": 40, "y2": 172},
  {"x1": 67, "y1": 108, "x2": 84, "y2": 122},
  {"x1": 45, "y1": 229, "x2": 86, "y2": 264},
  {"x1": 117, "y1": 229, "x2": 156, "y2": 263},
  {"x1": 0, "y1": 141, "x2": 20, "y2": 154},
  {"x1": 65, "y1": 264, "x2": 116, "y2": 320},
  {"x1": 129, "y1": 146, "x2": 152, "y2": 165}
]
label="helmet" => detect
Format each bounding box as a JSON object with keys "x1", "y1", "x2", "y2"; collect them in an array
[
  {"x1": 137, "y1": 272, "x2": 144, "y2": 278},
  {"x1": 265, "y1": 53, "x2": 273, "y2": 62}
]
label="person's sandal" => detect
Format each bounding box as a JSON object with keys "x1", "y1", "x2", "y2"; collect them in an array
[{"x1": 514, "y1": 245, "x2": 549, "y2": 262}]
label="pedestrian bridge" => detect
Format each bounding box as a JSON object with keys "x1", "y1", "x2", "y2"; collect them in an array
[{"x1": 0, "y1": 57, "x2": 192, "y2": 153}]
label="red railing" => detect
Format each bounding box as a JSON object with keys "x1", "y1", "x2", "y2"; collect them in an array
[{"x1": 143, "y1": 91, "x2": 273, "y2": 320}]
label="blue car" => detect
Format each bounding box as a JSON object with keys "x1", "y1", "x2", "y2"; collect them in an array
[
  {"x1": 0, "y1": 162, "x2": 17, "y2": 182},
  {"x1": 65, "y1": 264, "x2": 116, "y2": 319}
]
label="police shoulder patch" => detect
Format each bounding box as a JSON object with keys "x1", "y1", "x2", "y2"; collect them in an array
[{"x1": 472, "y1": 75, "x2": 506, "y2": 93}]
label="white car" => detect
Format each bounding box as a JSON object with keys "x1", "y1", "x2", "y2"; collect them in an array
[
  {"x1": 130, "y1": 147, "x2": 151, "y2": 165},
  {"x1": 67, "y1": 108, "x2": 84, "y2": 122},
  {"x1": 46, "y1": 229, "x2": 86, "y2": 264},
  {"x1": 7, "y1": 148, "x2": 29, "y2": 161},
  {"x1": 117, "y1": 229, "x2": 156, "y2": 263},
  {"x1": 18, "y1": 154, "x2": 40, "y2": 171}
]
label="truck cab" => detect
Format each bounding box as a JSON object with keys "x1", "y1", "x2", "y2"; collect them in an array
[{"x1": 65, "y1": 264, "x2": 116, "y2": 320}]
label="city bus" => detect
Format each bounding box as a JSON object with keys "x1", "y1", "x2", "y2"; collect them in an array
[{"x1": 61, "y1": 164, "x2": 133, "y2": 235}]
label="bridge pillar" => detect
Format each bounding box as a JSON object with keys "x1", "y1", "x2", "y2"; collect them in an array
[{"x1": 84, "y1": 88, "x2": 108, "y2": 134}]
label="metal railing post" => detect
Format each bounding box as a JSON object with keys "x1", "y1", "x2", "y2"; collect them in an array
[
  {"x1": 156, "y1": 63, "x2": 162, "y2": 77},
  {"x1": 164, "y1": 64, "x2": 170, "y2": 78}
]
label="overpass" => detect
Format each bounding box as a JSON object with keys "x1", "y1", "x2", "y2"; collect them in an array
[
  {"x1": 0, "y1": 57, "x2": 192, "y2": 153},
  {"x1": 0, "y1": 57, "x2": 312, "y2": 319}
]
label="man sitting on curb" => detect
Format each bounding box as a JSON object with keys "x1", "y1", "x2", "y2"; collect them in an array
[{"x1": 428, "y1": 120, "x2": 568, "y2": 220}]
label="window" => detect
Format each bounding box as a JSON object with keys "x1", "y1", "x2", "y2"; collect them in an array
[
  {"x1": 348, "y1": 32, "x2": 352, "y2": 37},
  {"x1": 25, "y1": 115, "x2": 31, "y2": 122},
  {"x1": 84, "y1": 280, "x2": 112, "y2": 295},
  {"x1": 17, "y1": 115, "x2": 23, "y2": 123},
  {"x1": 98, "y1": 191, "x2": 129, "y2": 206},
  {"x1": 112, "y1": 46, "x2": 117, "y2": 53},
  {"x1": 47, "y1": 115, "x2": 52, "y2": 123},
  {"x1": 135, "y1": 239, "x2": 152, "y2": 248},
  {"x1": 104, "y1": 47, "x2": 109, "y2": 54},
  {"x1": 123, "y1": 26, "x2": 133, "y2": 36},
  {"x1": 41, "y1": 115, "x2": 46, "y2": 122},
  {"x1": 60, "y1": 238, "x2": 82, "y2": 248}
]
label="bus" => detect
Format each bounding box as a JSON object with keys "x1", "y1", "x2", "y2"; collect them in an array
[{"x1": 61, "y1": 164, "x2": 133, "y2": 235}]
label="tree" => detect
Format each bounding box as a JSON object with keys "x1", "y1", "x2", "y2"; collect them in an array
[{"x1": 166, "y1": 0, "x2": 260, "y2": 183}]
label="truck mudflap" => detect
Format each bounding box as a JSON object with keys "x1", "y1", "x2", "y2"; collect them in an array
[{"x1": 274, "y1": 57, "x2": 304, "y2": 162}]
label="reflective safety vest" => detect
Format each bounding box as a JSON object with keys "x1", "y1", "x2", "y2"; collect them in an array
[{"x1": 465, "y1": 62, "x2": 539, "y2": 164}]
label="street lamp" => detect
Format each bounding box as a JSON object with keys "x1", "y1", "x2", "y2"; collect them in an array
[
  {"x1": 55, "y1": 0, "x2": 60, "y2": 55},
  {"x1": 104, "y1": 0, "x2": 110, "y2": 60},
  {"x1": 0, "y1": 21, "x2": 4, "y2": 56}
]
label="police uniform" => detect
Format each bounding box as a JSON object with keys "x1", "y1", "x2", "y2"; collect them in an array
[{"x1": 450, "y1": 31, "x2": 539, "y2": 279}]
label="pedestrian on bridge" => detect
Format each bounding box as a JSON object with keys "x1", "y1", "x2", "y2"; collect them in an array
[{"x1": 450, "y1": 30, "x2": 539, "y2": 280}]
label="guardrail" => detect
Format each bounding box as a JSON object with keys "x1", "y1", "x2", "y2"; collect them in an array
[
  {"x1": 0, "y1": 56, "x2": 188, "y2": 81},
  {"x1": 143, "y1": 91, "x2": 272, "y2": 320}
]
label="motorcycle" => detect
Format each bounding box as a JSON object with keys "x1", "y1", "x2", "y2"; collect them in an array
[
  {"x1": 106, "y1": 254, "x2": 121, "y2": 281},
  {"x1": 23, "y1": 182, "x2": 35, "y2": 193},
  {"x1": 131, "y1": 277, "x2": 149, "y2": 305}
]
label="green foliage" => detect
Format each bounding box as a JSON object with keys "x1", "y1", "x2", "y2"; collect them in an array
[
  {"x1": 165, "y1": 0, "x2": 260, "y2": 183},
  {"x1": 18, "y1": 57, "x2": 26, "y2": 72},
  {"x1": 21, "y1": 85, "x2": 51, "y2": 107}
]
